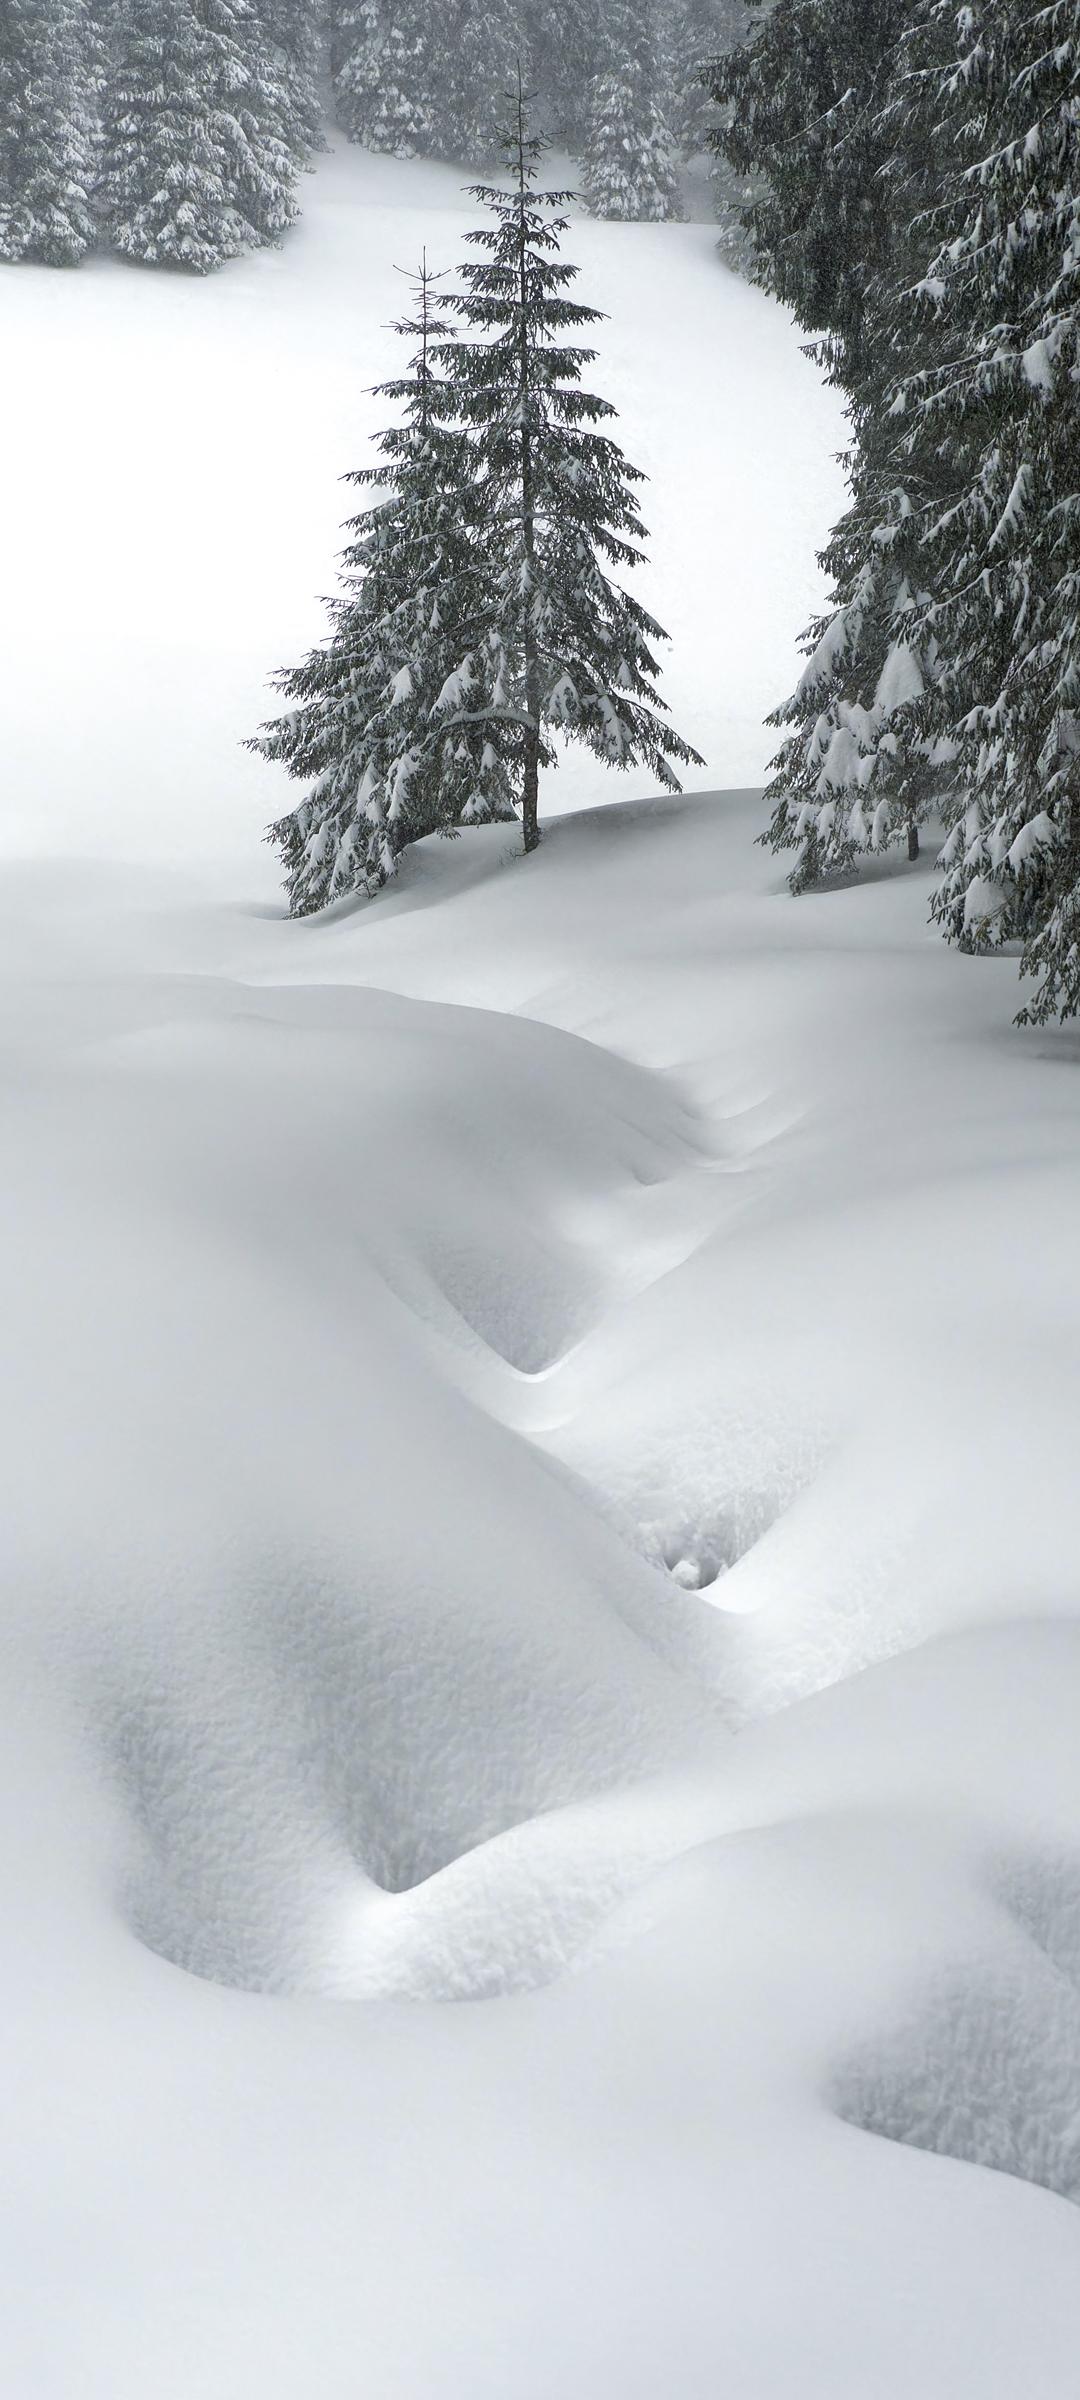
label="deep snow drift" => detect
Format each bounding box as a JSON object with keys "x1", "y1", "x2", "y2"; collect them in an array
[{"x1": 3, "y1": 137, "x2": 1080, "y2": 2400}]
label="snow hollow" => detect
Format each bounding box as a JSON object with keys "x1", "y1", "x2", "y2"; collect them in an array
[{"x1": 3, "y1": 133, "x2": 1080, "y2": 2400}]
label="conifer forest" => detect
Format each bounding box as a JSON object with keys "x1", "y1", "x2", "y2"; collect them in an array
[{"x1": 3, "y1": 6, "x2": 1080, "y2": 2395}]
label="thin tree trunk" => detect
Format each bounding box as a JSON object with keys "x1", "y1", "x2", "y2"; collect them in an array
[{"x1": 907, "y1": 818, "x2": 919, "y2": 862}]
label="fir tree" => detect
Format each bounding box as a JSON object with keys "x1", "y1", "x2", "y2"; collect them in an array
[
  {"x1": 709, "y1": 0, "x2": 956, "y2": 885},
  {"x1": 761, "y1": 465, "x2": 951, "y2": 889},
  {"x1": 254, "y1": 0, "x2": 325, "y2": 165},
  {"x1": 892, "y1": 0, "x2": 1080, "y2": 1023},
  {"x1": 253, "y1": 262, "x2": 515, "y2": 915},
  {"x1": 440, "y1": 86, "x2": 701, "y2": 851},
  {"x1": 100, "y1": 0, "x2": 301, "y2": 272},
  {"x1": 0, "y1": 0, "x2": 97, "y2": 266},
  {"x1": 438, "y1": 0, "x2": 525, "y2": 168},
  {"x1": 333, "y1": 0, "x2": 436, "y2": 156},
  {"x1": 581, "y1": 0, "x2": 683, "y2": 222},
  {"x1": 709, "y1": 0, "x2": 908, "y2": 391},
  {"x1": 668, "y1": 0, "x2": 754, "y2": 262},
  {"x1": 668, "y1": 0, "x2": 745, "y2": 159},
  {"x1": 525, "y1": 0, "x2": 599, "y2": 154}
]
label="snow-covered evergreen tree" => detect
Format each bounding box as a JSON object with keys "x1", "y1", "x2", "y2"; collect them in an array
[
  {"x1": 100, "y1": 0, "x2": 302, "y2": 270},
  {"x1": 526, "y1": 0, "x2": 599, "y2": 153},
  {"x1": 709, "y1": 0, "x2": 907, "y2": 384},
  {"x1": 438, "y1": 0, "x2": 525, "y2": 167},
  {"x1": 333, "y1": 0, "x2": 436, "y2": 155},
  {"x1": 581, "y1": 0, "x2": 682, "y2": 221},
  {"x1": 668, "y1": 0, "x2": 745, "y2": 158},
  {"x1": 440, "y1": 89, "x2": 701, "y2": 850},
  {"x1": 761, "y1": 467, "x2": 951, "y2": 888},
  {"x1": 891, "y1": 0, "x2": 1080, "y2": 1022},
  {"x1": 0, "y1": 0, "x2": 97, "y2": 266},
  {"x1": 708, "y1": 0, "x2": 959, "y2": 885},
  {"x1": 254, "y1": 0, "x2": 325, "y2": 165},
  {"x1": 666, "y1": 0, "x2": 754, "y2": 261},
  {"x1": 253, "y1": 263, "x2": 515, "y2": 914}
]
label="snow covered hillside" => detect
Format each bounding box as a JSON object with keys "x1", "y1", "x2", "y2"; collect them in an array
[{"x1": 4, "y1": 138, "x2": 1080, "y2": 2399}]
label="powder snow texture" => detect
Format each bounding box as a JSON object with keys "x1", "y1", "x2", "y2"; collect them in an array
[{"x1": 3, "y1": 136, "x2": 1080, "y2": 2400}]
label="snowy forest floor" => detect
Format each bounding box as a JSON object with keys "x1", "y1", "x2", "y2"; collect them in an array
[{"x1": 4, "y1": 138, "x2": 1080, "y2": 2398}]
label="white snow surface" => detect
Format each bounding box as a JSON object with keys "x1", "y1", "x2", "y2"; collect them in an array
[{"x1": 4, "y1": 140, "x2": 1080, "y2": 2399}]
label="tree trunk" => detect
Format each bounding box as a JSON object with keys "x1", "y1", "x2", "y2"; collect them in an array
[
  {"x1": 522, "y1": 716, "x2": 540, "y2": 851},
  {"x1": 907, "y1": 818, "x2": 920, "y2": 862}
]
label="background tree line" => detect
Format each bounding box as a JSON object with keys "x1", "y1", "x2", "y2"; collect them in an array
[{"x1": 0, "y1": 0, "x2": 750, "y2": 274}]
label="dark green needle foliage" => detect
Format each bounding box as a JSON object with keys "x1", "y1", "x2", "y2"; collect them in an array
[
  {"x1": 253, "y1": 261, "x2": 516, "y2": 915},
  {"x1": 439, "y1": 84, "x2": 701, "y2": 852}
]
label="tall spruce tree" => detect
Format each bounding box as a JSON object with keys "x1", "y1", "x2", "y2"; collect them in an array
[
  {"x1": 440, "y1": 87, "x2": 701, "y2": 851},
  {"x1": 439, "y1": 0, "x2": 525, "y2": 167},
  {"x1": 333, "y1": 0, "x2": 436, "y2": 155},
  {"x1": 892, "y1": 0, "x2": 1080, "y2": 1023},
  {"x1": 100, "y1": 0, "x2": 302, "y2": 270},
  {"x1": 709, "y1": 0, "x2": 956, "y2": 885},
  {"x1": 255, "y1": 0, "x2": 325, "y2": 164},
  {"x1": 581, "y1": 0, "x2": 683, "y2": 222},
  {"x1": 253, "y1": 262, "x2": 515, "y2": 914},
  {"x1": 0, "y1": 0, "x2": 97, "y2": 265},
  {"x1": 526, "y1": 0, "x2": 599, "y2": 153},
  {"x1": 710, "y1": 0, "x2": 907, "y2": 381},
  {"x1": 669, "y1": 0, "x2": 745, "y2": 159}
]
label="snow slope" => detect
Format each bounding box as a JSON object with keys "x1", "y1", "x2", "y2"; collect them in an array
[{"x1": 3, "y1": 139, "x2": 1080, "y2": 2400}]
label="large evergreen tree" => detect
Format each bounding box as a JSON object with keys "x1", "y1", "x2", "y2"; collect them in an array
[
  {"x1": 333, "y1": 0, "x2": 436, "y2": 155},
  {"x1": 668, "y1": 0, "x2": 746, "y2": 159},
  {"x1": 709, "y1": 0, "x2": 955, "y2": 885},
  {"x1": 254, "y1": 0, "x2": 325, "y2": 165},
  {"x1": 441, "y1": 88, "x2": 701, "y2": 851},
  {"x1": 893, "y1": 0, "x2": 1080, "y2": 1023},
  {"x1": 439, "y1": 0, "x2": 525, "y2": 167},
  {"x1": 0, "y1": 0, "x2": 97, "y2": 266},
  {"x1": 100, "y1": 0, "x2": 301, "y2": 271},
  {"x1": 253, "y1": 263, "x2": 515, "y2": 914},
  {"x1": 526, "y1": 0, "x2": 599, "y2": 154},
  {"x1": 710, "y1": 0, "x2": 908, "y2": 407},
  {"x1": 581, "y1": 0, "x2": 683, "y2": 222}
]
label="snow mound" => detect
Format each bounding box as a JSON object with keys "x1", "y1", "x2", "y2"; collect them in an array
[{"x1": 4, "y1": 125, "x2": 1080, "y2": 2398}]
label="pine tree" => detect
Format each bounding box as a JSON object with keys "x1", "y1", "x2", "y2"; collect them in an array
[
  {"x1": 99, "y1": 0, "x2": 303, "y2": 272},
  {"x1": 254, "y1": 0, "x2": 325, "y2": 165},
  {"x1": 253, "y1": 262, "x2": 516, "y2": 915},
  {"x1": 581, "y1": 0, "x2": 683, "y2": 221},
  {"x1": 333, "y1": 0, "x2": 436, "y2": 155},
  {"x1": 0, "y1": 0, "x2": 97, "y2": 266},
  {"x1": 709, "y1": 0, "x2": 909, "y2": 391},
  {"x1": 708, "y1": 0, "x2": 959, "y2": 885},
  {"x1": 668, "y1": 0, "x2": 745, "y2": 159},
  {"x1": 667, "y1": 0, "x2": 754, "y2": 262},
  {"x1": 526, "y1": 0, "x2": 599, "y2": 154},
  {"x1": 440, "y1": 86, "x2": 701, "y2": 851},
  {"x1": 761, "y1": 468, "x2": 951, "y2": 890},
  {"x1": 891, "y1": 0, "x2": 1080, "y2": 1023},
  {"x1": 438, "y1": 0, "x2": 525, "y2": 168}
]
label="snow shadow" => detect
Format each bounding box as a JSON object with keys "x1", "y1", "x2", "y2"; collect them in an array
[{"x1": 832, "y1": 1858, "x2": 1080, "y2": 2209}]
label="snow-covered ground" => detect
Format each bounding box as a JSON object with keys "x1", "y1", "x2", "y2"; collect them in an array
[{"x1": 4, "y1": 139, "x2": 1080, "y2": 2398}]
